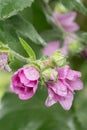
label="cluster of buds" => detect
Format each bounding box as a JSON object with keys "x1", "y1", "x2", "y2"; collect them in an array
[{"x1": 10, "y1": 51, "x2": 83, "y2": 110}]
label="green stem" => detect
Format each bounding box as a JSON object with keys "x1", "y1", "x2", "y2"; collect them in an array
[{"x1": 12, "y1": 51, "x2": 30, "y2": 63}]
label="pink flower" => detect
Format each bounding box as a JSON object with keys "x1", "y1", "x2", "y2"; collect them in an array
[
  {"x1": 45, "y1": 65, "x2": 83, "y2": 110},
  {"x1": 11, "y1": 66, "x2": 40, "y2": 100},
  {"x1": 53, "y1": 11, "x2": 79, "y2": 33},
  {"x1": 43, "y1": 12, "x2": 79, "y2": 57},
  {"x1": 0, "y1": 52, "x2": 11, "y2": 72},
  {"x1": 43, "y1": 40, "x2": 68, "y2": 56}
]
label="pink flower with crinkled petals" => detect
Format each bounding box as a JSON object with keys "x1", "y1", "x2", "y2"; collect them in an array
[
  {"x1": 45, "y1": 65, "x2": 83, "y2": 110},
  {"x1": 11, "y1": 66, "x2": 40, "y2": 100},
  {"x1": 53, "y1": 11, "x2": 79, "y2": 33}
]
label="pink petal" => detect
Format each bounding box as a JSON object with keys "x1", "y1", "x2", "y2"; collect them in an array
[
  {"x1": 19, "y1": 93, "x2": 32, "y2": 100},
  {"x1": 59, "y1": 92, "x2": 74, "y2": 110},
  {"x1": 48, "y1": 81, "x2": 67, "y2": 96},
  {"x1": 45, "y1": 95, "x2": 57, "y2": 107},
  {"x1": 55, "y1": 81, "x2": 67, "y2": 96},
  {"x1": 67, "y1": 69, "x2": 81, "y2": 80},
  {"x1": 33, "y1": 82, "x2": 38, "y2": 93},
  {"x1": 12, "y1": 72, "x2": 22, "y2": 87},
  {"x1": 54, "y1": 12, "x2": 77, "y2": 22},
  {"x1": 56, "y1": 65, "x2": 69, "y2": 79},
  {"x1": 57, "y1": 14, "x2": 77, "y2": 27},
  {"x1": 43, "y1": 41, "x2": 60, "y2": 56},
  {"x1": 11, "y1": 84, "x2": 24, "y2": 94},
  {"x1": 18, "y1": 69, "x2": 29, "y2": 84},
  {"x1": 26, "y1": 80, "x2": 38, "y2": 93},
  {"x1": 24, "y1": 66, "x2": 40, "y2": 80},
  {"x1": 68, "y1": 78, "x2": 83, "y2": 91},
  {"x1": 19, "y1": 89, "x2": 33, "y2": 100},
  {"x1": 63, "y1": 23, "x2": 79, "y2": 33},
  {"x1": 27, "y1": 80, "x2": 38, "y2": 87},
  {"x1": 53, "y1": 12, "x2": 79, "y2": 33},
  {"x1": 26, "y1": 85, "x2": 38, "y2": 96},
  {"x1": 4, "y1": 64, "x2": 12, "y2": 72},
  {"x1": 45, "y1": 88, "x2": 58, "y2": 107}
]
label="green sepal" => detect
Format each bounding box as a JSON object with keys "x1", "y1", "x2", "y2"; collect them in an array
[{"x1": 19, "y1": 37, "x2": 36, "y2": 61}]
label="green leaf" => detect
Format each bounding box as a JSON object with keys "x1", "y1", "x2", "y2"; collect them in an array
[
  {"x1": 21, "y1": 0, "x2": 52, "y2": 33},
  {"x1": 19, "y1": 37, "x2": 36, "y2": 60},
  {"x1": 0, "y1": 88, "x2": 83, "y2": 130},
  {"x1": 0, "y1": 0, "x2": 34, "y2": 19},
  {"x1": 0, "y1": 20, "x2": 26, "y2": 55},
  {"x1": 9, "y1": 15, "x2": 47, "y2": 46},
  {"x1": 0, "y1": 16, "x2": 44, "y2": 69},
  {"x1": 61, "y1": 0, "x2": 87, "y2": 15},
  {"x1": 0, "y1": 20, "x2": 29, "y2": 70},
  {"x1": 0, "y1": 15, "x2": 45, "y2": 58}
]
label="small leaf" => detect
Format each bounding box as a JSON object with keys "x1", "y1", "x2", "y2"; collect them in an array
[{"x1": 19, "y1": 37, "x2": 36, "y2": 60}]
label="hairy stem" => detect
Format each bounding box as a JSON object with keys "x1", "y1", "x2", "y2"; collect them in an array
[{"x1": 12, "y1": 51, "x2": 30, "y2": 63}]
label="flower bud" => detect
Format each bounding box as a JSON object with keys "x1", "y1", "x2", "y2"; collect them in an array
[
  {"x1": 37, "y1": 59, "x2": 53, "y2": 70},
  {"x1": 51, "y1": 51, "x2": 67, "y2": 67},
  {"x1": 0, "y1": 52, "x2": 11, "y2": 72},
  {"x1": 42, "y1": 68, "x2": 58, "y2": 82},
  {"x1": 68, "y1": 40, "x2": 83, "y2": 55},
  {"x1": 55, "y1": 3, "x2": 68, "y2": 13},
  {"x1": 0, "y1": 45, "x2": 12, "y2": 72}
]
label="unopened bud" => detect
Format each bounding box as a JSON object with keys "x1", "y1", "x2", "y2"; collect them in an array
[
  {"x1": 0, "y1": 45, "x2": 12, "y2": 72},
  {"x1": 51, "y1": 51, "x2": 67, "y2": 67},
  {"x1": 37, "y1": 59, "x2": 53, "y2": 70},
  {"x1": 0, "y1": 52, "x2": 11, "y2": 72},
  {"x1": 68, "y1": 40, "x2": 83, "y2": 55},
  {"x1": 42, "y1": 68, "x2": 58, "y2": 82},
  {"x1": 55, "y1": 3, "x2": 68, "y2": 13}
]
